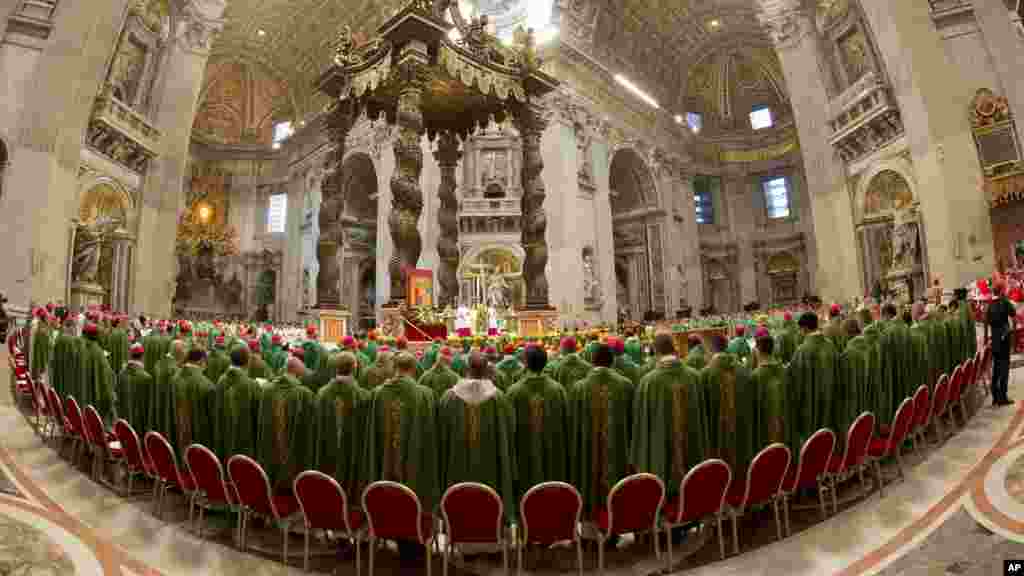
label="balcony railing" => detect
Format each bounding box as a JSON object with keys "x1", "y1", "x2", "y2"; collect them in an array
[
  {"x1": 86, "y1": 84, "x2": 161, "y2": 172},
  {"x1": 827, "y1": 72, "x2": 904, "y2": 164},
  {"x1": 460, "y1": 197, "x2": 520, "y2": 216}
]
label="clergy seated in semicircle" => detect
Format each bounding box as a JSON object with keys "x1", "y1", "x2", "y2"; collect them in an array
[
  {"x1": 50, "y1": 318, "x2": 85, "y2": 399},
  {"x1": 303, "y1": 348, "x2": 338, "y2": 393},
  {"x1": 419, "y1": 347, "x2": 460, "y2": 395},
  {"x1": 150, "y1": 340, "x2": 185, "y2": 456},
  {"x1": 360, "y1": 351, "x2": 395, "y2": 390},
  {"x1": 205, "y1": 336, "x2": 230, "y2": 385},
  {"x1": 172, "y1": 348, "x2": 216, "y2": 462},
  {"x1": 81, "y1": 322, "x2": 118, "y2": 425},
  {"x1": 629, "y1": 332, "x2": 708, "y2": 501},
  {"x1": 223, "y1": 345, "x2": 264, "y2": 461},
  {"x1": 256, "y1": 358, "x2": 317, "y2": 493},
  {"x1": 702, "y1": 334, "x2": 757, "y2": 477},
  {"x1": 314, "y1": 352, "x2": 369, "y2": 497},
  {"x1": 117, "y1": 343, "x2": 154, "y2": 437},
  {"x1": 212, "y1": 345, "x2": 252, "y2": 459},
  {"x1": 569, "y1": 343, "x2": 634, "y2": 519},
  {"x1": 609, "y1": 337, "x2": 643, "y2": 386},
  {"x1": 787, "y1": 312, "x2": 839, "y2": 451},
  {"x1": 106, "y1": 319, "x2": 130, "y2": 377},
  {"x1": 506, "y1": 345, "x2": 570, "y2": 503},
  {"x1": 360, "y1": 352, "x2": 440, "y2": 556},
  {"x1": 438, "y1": 352, "x2": 516, "y2": 521}
]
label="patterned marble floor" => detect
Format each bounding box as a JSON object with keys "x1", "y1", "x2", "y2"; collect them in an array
[{"x1": 3, "y1": 350, "x2": 1024, "y2": 576}]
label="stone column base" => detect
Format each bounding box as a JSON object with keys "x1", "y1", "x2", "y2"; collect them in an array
[
  {"x1": 70, "y1": 282, "x2": 106, "y2": 310},
  {"x1": 316, "y1": 308, "x2": 350, "y2": 344},
  {"x1": 514, "y1": 308, "x2": 559, "y2": 339}
]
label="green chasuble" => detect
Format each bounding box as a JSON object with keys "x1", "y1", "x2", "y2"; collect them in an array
[
  {"x1": 418, "y1": 363, "x2": 460, "y2": 396},
  {"x1": 106, "y1": 328, "x2": 129, "y2": 376},
  {"x1": 859, "y1": 327, "x2": 884, "y2": 422},
  {"x1": 150, "y1": 355, "x2": 179, "y2": 451},
  {"x1": 752, "y1": 359, "x2": 790, "y2": 451},
  {"x1": 824, "y1": 318, "x2": 848, "y2": 353},
  {"x1": 553, "y1": 353, "x2": 593, "y2": 391},
  {"x1": 726, "y1": 337, "x2": 752, "y2": 364},
  {"x1": 264, "y1": 345, "x2": 288, "y2": 375},
  {"x1": 303, "y1": 352, "x2": 337, "y2": 393},
  {"x1": 301, "y1": 340, "x2": 323, "y2": 373},
  {"x1": 541, "y1": 356, "x2": 561, "y2": 379},
  {"x1": 613, "y1": 355, "x2": 644, "y2": 386},
  {"x1": 314, "y1": 375, "x2": 369, "y2": 496},
  {"x1": 702, "y1": 353, "x2": 758, "y2": 474},
  {"x1": 142, "y1": 333, "x2": 170, "y2": 376},
  {"x1": 50, "y1": 332, "x2": 83, "y2": 398},
  {"x1": 117, "y1": 361, "x2": 154, "y2": 435},
  {"x1": 775, "y1": 327, "x2": 801, "y2": 365},
  {"x1": 256, "y1": 374, "x2": 317, "y2": 491},
  {"x1": 361, "y1": 376, "x2": 440, "y2": 509},
  {"x1": 450, "y1": 352, "x2": 467, "y2": 377},
  {"x1": 685, "y1": 346, "x2": 706, "y2": 371},
  {"x1": 630, "y1": 356, "x2": 707, "y2": 498},
  {"x1": 211, "y1": 366, "x2": 246, "y2": 457},
  {"x1": 31, "y1": 323, "x2": 52, "y2": 379},
  {"x1": 205, "y1": 349, "x2": 230, "y2": 386},
  {"x1": 506, "y1": 373, "x2": 569, "y2": 502},
  {"x1": 625, "y1": 339, "x2": 645, "y2": 366},
  {"x1": 961, "y1": 304, "x2": 978, "y2": 361},
  {"x1": 223, "y1": 365, "x2": 263, "y2": 461},
  {"x1": 360, "y1": 353, "x2": 395, "y2": 390},
  {"x1": 923, "y1": 318, "x2": 951, "y2": 386},
  {"x1": 248, "y1": 355, "x2": 268, "y2": 380},
  {"x1": 80, "y1": 339, "x2": 117, "y2": 424},
  {"x1": 494, "y1": 355, "x2": 524, "y2": 391},
  {"x1": 568, "y1": 366, "x2": 634, "y2": 517},
  {"x1": 909, "y1": 323, "x2": 932, "y2": 391},
  {"x1": 172, "y1": 365, "x2": 215, "y2": 461},
  {"x1": 837, "y1": 340, "x2": 870, "y2": 450},
  {"x1": 786, "y1": 333, "x2": 838, "y2": 449},
  {"x1": 438, "y1": 379, "x2": 516, "y2": 519},
  {"x1": 878, "y1": 321, "x2": 912, "y2": 423}
]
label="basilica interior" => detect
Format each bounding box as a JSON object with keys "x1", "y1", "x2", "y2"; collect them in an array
[{"x1": 3, "y1": 0, "x2": 1024, "y2": 575}]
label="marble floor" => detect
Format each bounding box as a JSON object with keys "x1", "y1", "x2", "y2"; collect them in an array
[{"x1": 3, "y1": 351, "x2": 1024, "y2": 575}]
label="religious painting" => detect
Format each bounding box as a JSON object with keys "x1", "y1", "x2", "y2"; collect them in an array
[
  {"x1": 79, "y1": 183, "x2": 128, "y2": 226},
  {"x1": 110, "y1": 38, "x2": 147, "y2": 105},
  {"x1": 407, "y1": 268, "x2": 433, "y2": 307},
  {"x1": 838, "y1": 28, "x2": 871, "y2": 84},
  {"x1": 864, "y1": 170, "x2": 912, "y2": 216}
]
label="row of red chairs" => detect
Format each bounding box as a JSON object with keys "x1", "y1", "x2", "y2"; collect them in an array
[{"x1": 11, "y1": 340, "x2": 994, "y2": 575}]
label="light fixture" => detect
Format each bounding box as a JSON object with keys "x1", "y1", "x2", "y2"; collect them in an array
[
  {"x1": 197, "y1": 203, "x2": 212, "y2": 223},
  {"x1": 674, "y1": 114, "x2": 683, "y2": 124},
  {"x1": 614, "y1": 74, "x2": 660, "y2": 109},
  {"x1": 707, "y1": 19, "x2": 720, "y2": 29},
  {"x1": 257, "y1": 28, "x2": 266, "y2": 37}
]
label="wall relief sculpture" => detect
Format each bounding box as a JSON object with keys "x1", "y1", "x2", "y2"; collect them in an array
[
  {"x1": 890, "y1": 209, "x2": 920, "y2": 272},
  {"x1": 72, "y1": 217, "x2": 120, "y2": 284},
  {"x1": 582, "y1": 245, "x2": 603, "y2": 310}
]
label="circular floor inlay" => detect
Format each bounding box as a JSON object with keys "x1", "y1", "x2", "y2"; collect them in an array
[
  {"x1": 0, "y1": 510, "x2": 77, "y2": 575},
  {"x1": 1004, "y1": 454, "x2": 1024, "y2": 506}
]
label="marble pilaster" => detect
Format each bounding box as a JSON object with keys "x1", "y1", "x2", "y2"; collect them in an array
[{"x1": 860, "y1": 0, "x2": 994, "y2": 287}]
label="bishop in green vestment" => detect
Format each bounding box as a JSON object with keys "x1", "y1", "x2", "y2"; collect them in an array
[
  {"x1": 106, "y1": 323, "x2": 130, "y2": 376},
  {"x1": 569, "y1": 343, "x2": 634, "y2": 517},
  {"x1": 117, "y1": 344, "x2": 154, "y2": 434},
  {"x1": 438, "y1": 352, "x2": 516, "y2": 518},
  {"x1": 360, "y1": 351, "x2": 395, "y2": 390},
  {"x1": 256, "y1": 358, "x2": 317, "y2": 492},
  {"x1": 685, "y1": 336, "x2": 706, "y2": 370},
  {"x1": 787, "y1": 313, "x2": 839, "y2": 448},
  {"x1": 361, "y1": 353, "x2": 440, "y2": 509},
  {"x1": 824, "y1": 305, "x2": 848, "y2": 352},
  {"x1": 610, "y1": 338, "x2": 644, "y2": 385},
  {"x1": 775, "y1": 313, "x2": 801, "y2": 365},
  {"x1": 212, "y1": 345, "x2": 250, "y2": 457},
  {"x1": 80, "y1": 324, "x2": 117, "y2": 424},
  {"x1": 303, "y1": 349, "x2": 337, "y2": 393},
  {"x1": 172, "y1": 349, "x2": 216, "y2": 460},
  {"x1": 630, "y1": 333, "x2": 708, "y2": 498},
  {"x1": 224, "y1": 346, "x2": 263, "y2": 460},
  {"x1": 702, "y1": 341, "x2": 757, "y2": 474},
  {"x1": 205, "y1": 336, "x2": 231, "y2": 385},
  {"x1": 314, "y1": 353, "x2": 369, "y2": 496},
  {"x1": 142, "y1": 330, "x2": 171, "y2": 377},
  {"x1": 50, "y1": 321, "x2": 83, "y2": 397},
  {"x1": 418, "y1": 349, "x2": 460, "y2": 396},
  {"x1": 30, "y1": 315, "x2": 51, "y2": 379},
  {"x1": 751, "y1": 336, "x2": 789, "y2": 451},
  {"x1": 150, "y1": 341, "x2": 184, "y2": 450},
  {"x1": 553, "y1": 337, "x2": 593, "y2": 391},
  {"x1": 494, "y1": 348, "x2": 525, "y2": 391},
  {"x1": 506, "y1": 346, "x2": 569, "y2": 502},
  {"x1": 837, "y1": 321, "x2": 869, "y2": 449},
  {"x1": 727, "y1": 325, "x2": 752, "y2": 364},
  {"x1": 246, "y1": 339, "x2": 268, "y2": 379},
  {"x1": 263, "y1": 335, "x2": 288, "y2": 374},
  {"x1": 300, "y1": 325, "x2": 323, "y2": 373}
]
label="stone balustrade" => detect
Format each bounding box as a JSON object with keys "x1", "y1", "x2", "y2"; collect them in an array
[
  {"x1": 85, "y1": 86, "x2": 162, "y2": 173},
  {"x1": 459, "y1": 197, "x2": 521, "y2": 216},
  {"x1": 826, "y1": 72, "x2": 904, "y2": 164}
]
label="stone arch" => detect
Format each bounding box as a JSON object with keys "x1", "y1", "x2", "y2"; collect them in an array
[
  {"x1": 609, "y1": 147, "x2": 658, "y2": 213},
  {"x1": 458, "y1": 243, "x2": 525, "y2": 278},
  {"x1": 340, "y1": 151, "x2": 378, "y2": 221},
  {"x1": 855, "y1": 158, "x2": 917, "y2": 223},
  {"x1": 77, "y1": 176, "x2": 136, "y2": 233}
]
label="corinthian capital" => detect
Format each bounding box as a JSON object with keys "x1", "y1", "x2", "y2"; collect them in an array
[
  {"x1": 759, "y1": 4, "x2": 814, "y2": 50},
  {"x1": 179, "y1": 0, "x2": 226, "y2": 54}
]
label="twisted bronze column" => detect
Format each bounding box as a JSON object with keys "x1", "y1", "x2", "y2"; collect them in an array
[
  {"x1": 316, "y1": 103, "x2": 354, "y2": 309},
  {"x1": 515, "y1": 102, "x2": 551, "y2": 309},
  {"x1": 387, "y1": 81, "x2": 425, "y2": 303},
  {"x1": 434, "y1": 132, "x2": 462, "y2": 307}
]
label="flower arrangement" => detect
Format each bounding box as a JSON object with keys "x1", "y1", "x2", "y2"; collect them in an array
[{"x1": 175, "y1": 204, "x2": 239, "y2": 258}]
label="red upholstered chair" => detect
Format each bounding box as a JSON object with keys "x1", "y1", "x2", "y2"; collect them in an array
[
  {"x1": 518, "y1": 482, "x2": 582, "y2": 576},
  {"x1": 782, "y1": 428, "x2": 836, "y2": 534},
  {"x1": 824, "y1": 412, "x2": 875, "y2": 514},
  {"x1": 945, "y1": 365, "x2": 966, "y2": 428},
  {"x1": 227, "y1": 455, "x2": 299, "y2": 563},
  {"x1": 145, "y1": 431, "x2": 196, "y2": 520},
  {"x1": 440, "y1": 482, "x2": 506, "y2": 576},
  {"x1": 82, "y1": 404, "x2": 122, "y2": 485},
  {"x1": 62, "y1": 396, "x2": 87, "y2": 466},
  {"x1": 112, "y1": 419, "x2": 153, "y2": 495},
  {"x1": 45, "y1": 388, "x2": 70, "y2": 450},
  {"x1": 662, "y1": 459, "x2": 731, "y2": 570},
  {"x1": 185, "y1": 444, "x2": 238, "y2": 538},
  {"x1": 930, "y1": 375, "x2": 950, "y2": 443},
  {"x1": 979, "y1": 345, "x2": 992, "y2": 398},
  {"x1": 40, "y1": 384, "x2": 60, "y2": 442},
  {"x1": 725, "y1": 443, "x2": 790, "y2": 555},
  {"x1": 909, "y1": 385, "x2": 931, "y2": 455},
  {"x1": 593, "y1": 473, "x2": 665, "y2": 574},
  {"x1": 293, "y1": 470, "x2": 365, "y2": 574},
  {"x1": 868, "y1": 397, "x2": 915, "y2": 498},
  {"x1": 362, "y1": 480, "x2": 435, "y2": 576}
]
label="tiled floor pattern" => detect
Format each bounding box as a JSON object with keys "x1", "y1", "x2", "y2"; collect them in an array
[{"x1": 3, "y1": 351, "x2": 1024, "y2": 575}]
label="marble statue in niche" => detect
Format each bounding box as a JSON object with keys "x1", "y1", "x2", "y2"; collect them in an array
[
  {"x1": 110, "y1": 38, "x2": 147, "y2": 105},
  {"x1": 480, "y1": 149, "x2": 507, "y2": 185},
  {"x1": 582, "y1": 245, "x2": 603, "y2": 309},
  {"x1": 487, "y1": 272, "x2": 510, "y2": 309},
  {"x1": 891, "y1": 210, "x2": 920, "y2": 271},
  {"x1": 72, "y1": 216, "x2": 119, "y2": 284},
  {"x1": 838, "y1": 28, "x2": 871, "y2": 84}
]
